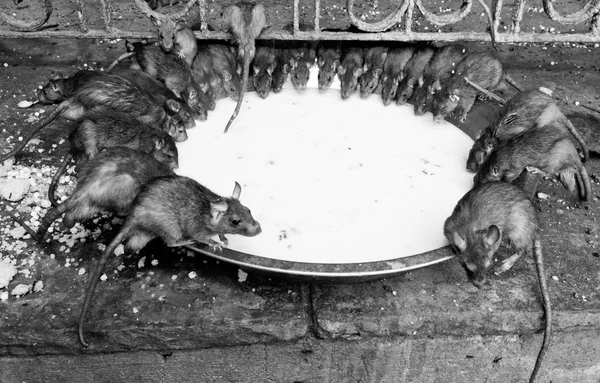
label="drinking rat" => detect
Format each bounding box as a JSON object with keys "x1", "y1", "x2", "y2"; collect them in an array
[
  {"x1": 474, "y1": 120, "x2": 592, "y2": 201},
  {"x1": 0, "y1": 74, "x2": 171, "y2": 163},
  {"x1": 317, "y1": 41, "x2": 342, "y2": 92},
  {"x1": 358, "y1": 46, "x2": 387, "y2": 99},
  {"x1": 129, "y1": 44, "x2": 207, "y2": 120},
  {"x1": 37, "y1": 70, "x2": 105, "y2": 105},
  {"x1": 395, "y1": 46, "x2": 436, "y2": 106},
  {"x1": 207, "y1": 43, "x2": 242, "y2": 101},
  {"x1": 12, "y1": 147, "x2": 175, "y2": 242},
  {"x1": 288, "y1": 42, "x2": 317, "y2": 92},
  {"x1": 252, "y1": 43, "x2": 276, "y2": 99},
  {"x1": 222, "y1": 1, "x2": 267, "y2": 133},
  {"x1": 337, "y1": 45, "x2": 364, "y2": 100},
  {"x1": 381, "y1": 45, "x2": 415, "y2": 106},
  {"x1": 412, "y1": 44, "x2": 469, "y2": 116},
  {"x1": 271, "y1": 46, "x2": 291, "y2": 93},
  {"x1": 77, "y1": 176, "x2": 262, "y2": 347},
  {"x1": 444, "y1": 181, "x2": 551, "y2": 383},
  {"x1": 118, "y1": 68, "x2": 199, "y2": 127},
  {"x1": 432, "y1": 52, "x2": 521, "y2": 123},
  {"x1": 466, "y1": 90, "x2": 589, "y2": 172},
  {"x1": 191, "y1": 43, "x2": 221, "y2": 111}
]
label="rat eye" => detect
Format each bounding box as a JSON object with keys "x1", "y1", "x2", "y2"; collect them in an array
[{"x1": 231, "y1": 218, "x2": 241, "y2": 226}]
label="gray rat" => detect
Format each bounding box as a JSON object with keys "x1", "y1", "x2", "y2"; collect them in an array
[
  {"x1": 444, "y1": 181, "x2": 551, "y2": 383},
  {"x1": 474, "y1": 120, "x2": 591, "y2": 201},
  {"x1": 412, "y1": 44, "x2": 468, "y2": 116},
  {"x1": 78, "y1": 176, "x2": 262, "y2": 347},
  {"x1": 337, "y1": 45, "x2": 364, "y2": 100},
  {"x1": 288, "y1": 41, "x2": 317, "y2": 92},
  {"x1": 317, "y1": 41, "x2": 342, "y2": 92},
  {"x1": 222, "y1": 1, "x2": 267, "y2": 133},
  {"x1": 0, "y1": 74, "x2": 172, "y2": 163},
  {"x1": 11, "y1": 147, "x2": 175, "y2": 242},
  {"x1": 432, "y1": 52, "x2": 521, "y2": 123},
  {"x1": 251, "y1": 43, "x2": 276, "y2": 99},
  {"x1": 396, "y1": 46, "x2": 436, "y2": 106},
  {"x1": 358, "y1": 46, "x2": 388, "y2": 99},
  {"x1": 271, "y1": 45, "x2": 291, "y2": 93},
  {"x1": 467, "y1": 90, "x2": 589, "y2": 172},
  {"x1": 208, "y1": 43, "x2": 242, "y2": 102},
  {"x1": 380, "y1": 45, "x2": 415, "y2": 106}
]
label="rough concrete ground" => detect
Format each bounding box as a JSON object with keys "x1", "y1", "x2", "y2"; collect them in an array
[{"x1": 1, "y1": 1, "x2": 600, "y2": 382}]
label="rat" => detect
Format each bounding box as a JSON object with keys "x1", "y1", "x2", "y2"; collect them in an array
[
  {"x1": 129, "y1": 43, "x2": 207, "y2": 120},
  {"x1": 432, "y1": 52, "x2": 522, "y2": 123},
  {"x1": 71, "y1": 110, "x2": 182, "y2": 160},
  {"x1": 412, "y1": 44, "x2": 469, "y2": 116},
  {"x1": 381, "y1": 45, "x2": 416, "y2": 106},
  {"x1": 222, "y1": 1, "x2": 267, "y2": 133},
  {"x1": 37, "y1": 70, "x2": 106, "y2": 105},
  {"x1": 11, "y1": 147, "x2": 175, "y2": 242},
  {"x1": 134, "y1": 0, "x2": 197, "y2": 59},
  {"x1": 287, "y1": 41, "x2": 317, "y2": 93},
  {"x1": 46, "y1": 109, "x2": 182, "y2": 208},
  {"x1": 251, "y1": 43, "x2": 276, "y2": 99},
  {"x1": 207, "y1": 43, "x2": 243, "y2": 102},
  {"x1": 117, "y1": 68, "x2": 200, "y2": 127},
  {"x1": 396, "y1": 46, "x2": 437, "y2": 106},
  {"x1": 271, "y1": 45, "x2": 291, "y2": 93},
  {"x1": 466, "y1": 90, "x2": 589, "y2": 172},
  {"x1": 474, "y1": 120, "x2": 592, "y2": 201},
  {"x1": 0, "y1": 74, "x2": 172, "y2": 163},
  {"x1": 358, "y1": 46, "x2": 388, "y2": 99},
  {"x1": 191, "y1": 43, "x2": 221, "y2": 111},
  {"x1": 444, "y1": 181, "x2": 551, "y2": 383},
  {"x1": 337, "y1": 45, "x2": 364, "y2": 100},
  {"x1": 317, "y1": 41, "x2": 342, "y2": 92},
  {"x1": 77, "y1": 175, "x2": 262, "y2": 347}
]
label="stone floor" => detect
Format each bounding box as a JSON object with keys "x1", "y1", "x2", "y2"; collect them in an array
[{"x1": 1, "y1": 4, "x2": 600, "y2": 382}]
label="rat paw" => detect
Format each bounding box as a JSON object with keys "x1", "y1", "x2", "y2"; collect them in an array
[
  {"x1": 218, "y1": 234, "x2": 229, "y2": 247},
  {"x1": 178, "y1": 51, "x2": 185, "y2": 59}
]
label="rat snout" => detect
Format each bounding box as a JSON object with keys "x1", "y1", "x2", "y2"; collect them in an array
[
  {"x1": 433, "y1": 114, "x2": 445, "y2": 123},
  {"x1": 246, "y1": 221, "x2": 262, "y2": 237}
]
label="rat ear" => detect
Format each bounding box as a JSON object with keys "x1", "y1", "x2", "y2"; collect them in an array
[
  {"x1": 418, "y1": 75, "x2": 424, "y2": 88},
  {"x1": 166, "y1": 99, "x2": 181, "y2": 113},
  {"x1": 337, "y1": 65, "x2": 346, "y2": 75},
  {"x1": 475, "y1": 151, "x2": 485, "y2": 164},
  {"x1": 51, "y1": 81, "x2": 61, "y2": 91},
  {"x1": 353, "y1": 67, "x2": 363, "y2": 78},
  {"x1": 223, "y1": 71, "x2": 232, "y2": 81},
  {"x1": 317, "y1": 57, "x2": 324, "y2": 66},
  {"x1": 362, "y1": 64, "x2": 369, "y2": 73},
  {"x1": 433, "y1": 79, "x2": 441, "y2": 91},
  {"x1": 289, "y1": 58, "x2": 298, "y2": 69},
  {"x1": 491, "y1": 165, "x2": 499, "y2": 177},
  {"x1": 253, "y1": 65, "x2": 259, "y2": 76},
  {"x1": 381, "y1": 52, "x2": 388, "y2": 62},
  {"x1": 332, "y1": 59, "x2": 340, "y2": 69},
  {"x1": 200, "y1": 82, "x2": 210, "y2": 93},
  {"x1": 210, "y1": 200, "x2": 229, "y2": 223},
  {"x1": 483, "y1": 225, "x2": 501, "y2": 248},
  {"x1": 231, "y1": 181, "x2": 241, "y2": 200},
  {"x1": 282, "y1": 63, "x2": 289, "y2": 73},
  {"x1": 373, "y1": 68, "x2": 382, "y2": 78},
  {"x1": 150, "y1": 16, "x2": 162, "y2": 27},
  {"x1": 153, "y1": 137, "x2": 165, "y2": 150},
  {"x1": 267, "y1": 63, "x2": 275, "y2": 75},
  {"x1": 452, "y1": 232, "x2": 467, "y2": 252},
  {"x1": 475, "y1": 130, "x2": 482, "y2": 139},
  {"x1": 175, "y1": 20, "x2": 185, "y2": 31},
  {"x1": 305, "y1": 61, "x2": 312, "y2": 69},
  {"x1": 407, "y1": 78, "x2": 415, "y2": 88}
]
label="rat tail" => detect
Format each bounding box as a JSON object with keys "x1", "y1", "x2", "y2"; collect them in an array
[
  {"x1": 48, "y1": 152, "x2": 74, "y2": 207},
  {"x1": 529, "y1": 238, "x2": 552, "y2": 383},
  {"x1": 7, "y1": 212, "x2": 40, "y2": 242},
  {"x1": 106, "y1": 52, "x2": 135, "y2": 72},
  {"x1": 562, "y1": 115, "x2": 590, "y2": 162},
  {"x1": 224, "y1": 57, "x2": 249, "y2": 133},
  {"x1": 78, "y1": 224, "x2": 132, "y2": 348},
  {"x1": 36, "y1": 201, "x2": 70, "y2": 242},
  {"x1": 0, "y1": 100, "x2": 71, "y2": 163},
  {"x1": 504, "y1": 74, "x2": 523, "y2": 92},
  {"x1": 476, "y1": 0, "x2": 499, "y2": 51}
]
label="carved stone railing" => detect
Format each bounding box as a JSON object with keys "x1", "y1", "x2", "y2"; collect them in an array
[{"x1": 1, "y1": 0, "x2": 599, "y2": 43}]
